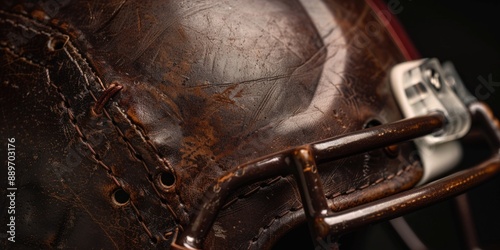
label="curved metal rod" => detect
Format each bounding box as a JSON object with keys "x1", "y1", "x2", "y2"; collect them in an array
[
  {"x1": 324, "y1": 154, "x2": 500, "y2": 234},
  {"x1": 172, "y1": 113, "x2": 446, "y2": 249},
  {"x1": 469, "y1": 102, "x2": 500, "y2": 151},
  {"x1": 323, "y1": 102, "x2": 500, "y2": 239}
]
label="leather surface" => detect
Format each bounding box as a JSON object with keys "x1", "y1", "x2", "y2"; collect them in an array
[{"x1": 0, "y1": 0, "x2": 422, "y2": 249}]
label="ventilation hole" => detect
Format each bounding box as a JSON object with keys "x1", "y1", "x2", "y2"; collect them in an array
[
  {"x1": 47, "y1": 35, "x2": 68, "y2": 51},
  {"x1": 159, "y1": 172, "x2": 175, "y2": 188},
  {"x1": 112, "y1": 189, "x2": 130, "y2": 205},
  {"x1": 364, "y1": 118, "x2": 382, "y2": 128}
]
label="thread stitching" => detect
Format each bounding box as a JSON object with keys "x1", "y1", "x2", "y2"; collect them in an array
[
  {"x1": 0, "y1": 15, "x2": 168, "y2": 243},
  {"x1": 248, "y1": 163, "x2": 417, "y2": 246}
]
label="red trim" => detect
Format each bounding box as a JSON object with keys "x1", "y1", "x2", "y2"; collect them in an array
[{"x1": 366, "y1": 0, "x2": 421, "y2": 60}]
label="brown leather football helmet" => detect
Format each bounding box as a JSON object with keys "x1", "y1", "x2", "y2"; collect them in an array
[{"x1": 1, "y1": 0, "x2": 499, "y2": 249}]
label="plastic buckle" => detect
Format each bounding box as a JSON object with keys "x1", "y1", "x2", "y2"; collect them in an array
[{"x1": 391, "y1": 58, "x2": 473, "y2": 184}]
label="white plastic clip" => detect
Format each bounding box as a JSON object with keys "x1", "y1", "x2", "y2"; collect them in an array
[{"x1": 391, "y1": 59, "x2": 472, "y2": 184}]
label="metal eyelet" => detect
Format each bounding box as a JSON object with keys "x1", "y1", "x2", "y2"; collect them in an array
[
  {"x1": 158, "y1": 171, "x2": 176, "y2": 189},
  {"x1": 47, "y1": 35, "x2": 69, "y2": 51},
  {"x1": 112, "y1": 188, "x2": 130, "y2": 206}
]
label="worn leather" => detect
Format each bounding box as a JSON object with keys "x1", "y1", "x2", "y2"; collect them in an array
[{"x1": 0, "y1": 0, "x2": 422, "y2": 249}]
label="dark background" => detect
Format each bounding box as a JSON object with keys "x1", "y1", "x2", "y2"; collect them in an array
[{"x1": 396, "y1": 0, "x2": 500, "y2": 116}]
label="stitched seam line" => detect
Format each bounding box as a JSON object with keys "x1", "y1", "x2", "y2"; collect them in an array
[
  {"x1": 248, "y1": 163, "x2": 417, "y2": 246},
  {"x1": 58, "y1": 25, "x2": 183, "y2": 239},
  {"x1": 1, "y1": 18, "x2": 52, "y2": 36},
  {"x1": 44, "y1": 11, "x2": 190, "y2": 225},
  {"x1": 116, "y1": 109, "x2": 190, "y2": 220},
  {"x1": 52, "y1": 21, "x2": 184, "y2": 237},
  {"x1": 326, "y1": 163, "x2": 416, "y2": 199},
  {"x1": 44, "y1": 69, "x2": 155, "y2": 241},
  {"x1": 221, "y1": 160, "x2": 415, "y2": 212},
  {"x1": 64, "y1": 47, "x2": 181, "y2": 239},
  {"x1": 247, "y1": 206, "x2": 302, "y2": 250},
  {"x1": 1, "y1": 14, "x2": 187, "y2": 228},
  {"x1": 1, "y1": 19, "x2": 161, "y2": 242},
  {"x1": 221, "y1": 176, "x2": 282, "y2": 209},
  {"x1": 103, "y1": 108, "x2": 183, "y2": 223},
  {"x1": 1, "y1": 45, "x2": 41, "y2": 66}
]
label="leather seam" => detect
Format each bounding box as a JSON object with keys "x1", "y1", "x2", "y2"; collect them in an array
[
  {"x1": 247, "y1": 163, "x2": 417, "y2": 247},
  {"x1": 114, "y1": 108, "x2": 190, "y2": 221},
  {"x1": 0, "y1": 45, "x2": 41, "y2": 67},
  {"x1": 64, "y1": 47, "x2": 184, "y2": 239},
  {"x1": 247, "y1": 206, "x2": 303, "y2": 250},
  {"x1": 221, "y1": 160, "x2": 414, "y2": 212},
  {"x1": 1, "y1": 13, "x2": 188, "y2": 231},
  {"x1": 326, "y1": 163, "x2": 416, "y2": 199},
  {"x1": 104, "y1": 108, "x2": 183, "y2": 224},
  {"x1": 1, "y1": 17, "x2": 52, "y2": 35},
  {"x1": 58, "y1": 24, "x2": 185, "y2": 241},
  {"x1": 44, "y1": 68, "x2": 157, "y2": 242},
  {"x1": 0, "y1": 16, "x2": 163, "y2": 243},
  {"x1": 221, "y1": 176, "x2": 283, "y2": 209}
]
